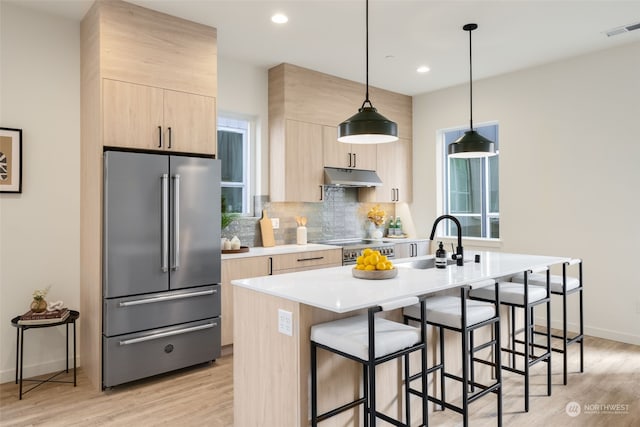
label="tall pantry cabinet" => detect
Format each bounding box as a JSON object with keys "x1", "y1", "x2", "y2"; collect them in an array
[{"x1": 80, "y1": 0, "x2": 218, "y2": 389}]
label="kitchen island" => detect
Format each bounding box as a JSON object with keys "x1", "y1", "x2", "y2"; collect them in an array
[{"x1": 232, "y1": 251, "x2": 569, "y2": 426}]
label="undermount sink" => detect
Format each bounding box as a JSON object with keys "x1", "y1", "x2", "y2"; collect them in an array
[{"x1": 396, "y1": 257, "x2": 472, "y2": 270}]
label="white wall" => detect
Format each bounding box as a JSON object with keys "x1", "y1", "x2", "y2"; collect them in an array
[
  {"x1": 217, "y1": 56, "x2": 270, "y2": 198},
  {"x1": 412, "y1": 41, "x2": 640, "y2": 345},
  {"x1": 0, "y1": 3, "x2": 80, "y2": 383}
]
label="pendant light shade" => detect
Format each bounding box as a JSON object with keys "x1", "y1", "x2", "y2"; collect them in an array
[
  {"x1": 337, "y1": 0, "x2": 398, "y2": 144},
  {"x1": 448, "y1": 23, "x2": 495, "y2": 158}
]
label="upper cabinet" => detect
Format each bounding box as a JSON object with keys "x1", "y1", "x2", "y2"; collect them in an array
[
  {"x1": 270, "y1": 120, "x2": 324, "y2": 202},
  {"x1": 87, "y1": 0, "x2": 217, "y2": 156},
  {"x1": 371, "y1": 138, "x2": 413, "y2": 203},
  {"x1": 99, "y1": 0, "x2": 216, "y2": 96},
  {"x1": 103, "y1": 80, "x2": 216, "y2": 154},
  {"x1": 268, "y1": 63, "x2": 411, "y2": 202},
  {"x1": 322, "y1": 125, "x2": 377, "y2": 171}
]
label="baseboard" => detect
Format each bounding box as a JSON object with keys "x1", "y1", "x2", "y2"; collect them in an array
[
  {"x1": 0, "y1": 356, "x2": 80, "y2": 385},
  {"x1": 535, "y1": 316, "x2": 640, "y2": 346}
]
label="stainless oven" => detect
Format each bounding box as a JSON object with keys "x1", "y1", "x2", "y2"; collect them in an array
[{"x1": 313, "y1": 239, "x2": 395, "y2": 265}]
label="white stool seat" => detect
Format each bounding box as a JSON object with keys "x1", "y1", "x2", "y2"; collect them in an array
[
  {"x1": 311, "y1": 315, "x2": 421, "y2": 361},
  {"x1": 404, "y1": 296, "x2": 496, "y2": 329},
  {"x1": 510, "y1": 272, "x2": 580, "y2": 293},
  {"x1": 470, "y1": 282, "x2": 547, "y2": 305}
]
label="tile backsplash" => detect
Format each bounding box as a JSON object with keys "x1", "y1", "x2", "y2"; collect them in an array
[{"x1": 221, "y1": 187, "x2": 395, "y2": 247}]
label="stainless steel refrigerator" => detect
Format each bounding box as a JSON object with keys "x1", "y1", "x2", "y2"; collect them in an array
[{"x1": 102, "y1": 150, "x2": 221, "y2": 388}]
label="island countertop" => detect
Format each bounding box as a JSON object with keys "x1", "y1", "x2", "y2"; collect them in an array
[{"x1": 231, "y1": 251, "x2": 570, "y2": 313}]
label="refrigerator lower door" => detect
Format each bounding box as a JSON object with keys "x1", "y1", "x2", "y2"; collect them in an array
[
  {"x1": 103, "y1": 284, "x2": 221, "y2": 337},
  {"x1": 103, "y1": 318, "x2": 221, "y2": 388},
  {"x1": 169, "y1": 156, "x2": 221, "y2": 289},
  {"x1": 104, "y1": 151, "x2": 169, "y2": 298}
]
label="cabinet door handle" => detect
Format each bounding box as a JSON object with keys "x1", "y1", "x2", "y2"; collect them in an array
[
  {"x1": 168, "y1": 127, "x2": 172, "y2": 149},
  {"x1": 158, "y1": 126, "x2": 162, "y2": 148},
  {"x1": 268, "y1": 257, "x2": 273, "y2": 275},
  {"x1": 319, "y1": 185, "x2": 323, "y2": 201},
  {"x1": 348, "y1": 153, "x2": 352, "y2": 168},
  {"x1": 297, "y1": 256, "x2": 324, "y2": 262},
  {"x1": 353, "y1": 153, "x2": 357, "y2": 168},
  {"x1": 397, "y1": 188, "x2": 400, "y2": 201}
]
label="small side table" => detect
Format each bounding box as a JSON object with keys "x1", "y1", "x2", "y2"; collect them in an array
[{"x1": 10, "y1": 310, "x2": 79, "y2": 399}]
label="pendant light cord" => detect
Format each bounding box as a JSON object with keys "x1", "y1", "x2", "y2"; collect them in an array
[
  {"x1": 468, "y1": 27, "x2": 473, "y2": 131},
  {"x1": 362, "y1": 0, "x2": 371, "y2": 108}
]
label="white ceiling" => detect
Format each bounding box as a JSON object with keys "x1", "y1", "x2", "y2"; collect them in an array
[{"x1": 12, "y1": 0, "x2": 640, "y2": 95}]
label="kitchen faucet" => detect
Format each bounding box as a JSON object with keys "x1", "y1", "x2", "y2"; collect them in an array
[{"x1": 429, "y1": 215, "x2": 464, "y2": 266}]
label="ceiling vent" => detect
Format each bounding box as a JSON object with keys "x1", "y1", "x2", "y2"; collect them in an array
[{"x1": 605, "y1": 21, "x2": 640, "y2": 37}]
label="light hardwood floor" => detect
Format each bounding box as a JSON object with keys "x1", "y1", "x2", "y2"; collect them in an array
[{"x1": 1, "y1": 336, "x2": 638, "y2": 426}]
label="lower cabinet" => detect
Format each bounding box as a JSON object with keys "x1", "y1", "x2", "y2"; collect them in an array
[
  {"x1": 221, "y1": 249, "x2": 342, "y2": 346},
  {"x1": 394, "y1": 240, "x2": 430, "y2": 259}
]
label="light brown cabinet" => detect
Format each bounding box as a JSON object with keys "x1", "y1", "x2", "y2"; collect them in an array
[
  {"x1": 394, "y1": 240, "x2": 429, "y2": 259},
  {"x1": 103, "y1": 79, "x2": 216, "y2": 155},
  {"x1": 369, "y1": 137, "x2": 413, "y2": 203},
  {"x1": 221, "y1": 256, "x2": 271, "y2": 346},
  {"x1": 322, "y1": 125, "x2": 377, "y2": 170},
  {"x1": 270, "y1": 120, "x2": 324, "y2": 202},
  {"x1": 80, "y1": 0, "x2": 217, "y2": 389},
  {"x1": 221, "y1": 248, "x2": 341, "y2": 346},
  {"x1": 269, "y1": 63, "x2": 411, "y2": 202}
]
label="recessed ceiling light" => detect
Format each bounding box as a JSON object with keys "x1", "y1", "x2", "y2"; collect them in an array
[
  {"x1": 417, "y1": 66, "x2": 430, "y2": 73},
  {"x1": 271, "y1": 13, "x2": 288, "y2": 24}
]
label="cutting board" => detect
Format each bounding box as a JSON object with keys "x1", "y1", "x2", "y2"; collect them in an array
[{"x1": 259, "y1": 209, "x2": 275, "y2": 247}]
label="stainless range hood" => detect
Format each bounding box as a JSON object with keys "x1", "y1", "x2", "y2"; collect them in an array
[{"x1": 324, "y1": 167, "x2": 382, "y2": 187}]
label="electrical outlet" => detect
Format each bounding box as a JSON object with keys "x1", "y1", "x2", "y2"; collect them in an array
[
  {"x1": 278, "y1": 309, "x2": 292, "y2": 336},
  {"x1": 271, "y1": 218, "x2": 280, "y2": 229}
]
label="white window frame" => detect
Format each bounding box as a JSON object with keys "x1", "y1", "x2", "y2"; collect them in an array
[
  {"x1": 440, "y1": 122, "x2": 499, "y2": 239},
  {"x1": 218, "y1": 115, "x2": 252, "y2": 215}
]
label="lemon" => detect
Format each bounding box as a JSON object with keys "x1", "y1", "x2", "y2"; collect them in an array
[
  {"x1": 355, "y1": 264, "x2": 365, "y2": 270},
  {"x1": 368, "y1": 254, "x2": 380, "y2": 265},
  {"x1": 364, "y1": 264, "x2": 375, "y2": 271},
  {"x1": 363, "y1": 248, "x2": 373, "y2": 256},
  {"x1": 356, "y1": 255, "x2": 364, "y2": 265},
  {"x1": 385, "y1": 261, "x2": 393, "y2": 270},
  {"x1": 376, "y1": 262, "x2": 387, "y2": 270},
  {"x1": 380, "y1": 255, "x2": 388, "y2": 263}
]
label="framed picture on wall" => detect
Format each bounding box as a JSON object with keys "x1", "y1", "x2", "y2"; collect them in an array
[{"x1": 0, "y1": 127, "x2": 23, "y2": 193}]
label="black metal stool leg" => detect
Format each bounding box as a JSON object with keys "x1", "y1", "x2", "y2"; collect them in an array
[
  {"x1": 19, "y1": 328, "x2": 24, "y2": 400},
  {"x1": 15, "y1": 327, "x2": 19, "y2": 384},
  {"x1": 311, "y1": 343, "x2": 317, "y2": 427}
]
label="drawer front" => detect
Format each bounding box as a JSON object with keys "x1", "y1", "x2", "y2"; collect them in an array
[
  {"x1": 104, "y1": 284, "x2": 220, "y2": 336},
  {"x1": 103, "y1": 318, "x2": 220, "y2": 388},
  {"x1": 271, "y1": 249, "x2": 342, "y2": 272}
]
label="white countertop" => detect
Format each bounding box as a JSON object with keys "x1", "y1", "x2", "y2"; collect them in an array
[
  {"x1": 231, "y1": 251, "x2": 570, "y2": 313},
  {"x1": 221, "y1": 243, "x2": 339, "y2": 260}
]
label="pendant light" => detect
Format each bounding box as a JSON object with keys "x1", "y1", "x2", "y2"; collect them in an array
[
  {"x1": 337, "y1": 0, "x2": 398, "y2": 144},
  {"x1": 448, "y1": 23, "x2": 496, "y2": 158}
]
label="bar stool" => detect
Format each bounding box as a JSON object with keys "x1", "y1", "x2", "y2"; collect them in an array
[
  {"x1": 510, "y1": 259, "x2": 583, "y2": 385},
  {"x1": 311, "y1": 297, "x2": 428, "y2": 426},
  {"x1": 403, "y1": 283, "x2": 502, "y2": 427},
  {"x1": 469, "y1": 268, "x2": 552, "y2": 412}
]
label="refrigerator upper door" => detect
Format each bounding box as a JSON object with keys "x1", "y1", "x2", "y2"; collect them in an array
[
  {"x1": 104, "y1": 151, "x2": 169, "y2": 298},
  {"x1": 169, "y1": 156, "x2": 221, "y2": 289}
]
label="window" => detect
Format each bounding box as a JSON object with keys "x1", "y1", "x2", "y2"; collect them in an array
[
  {"x1": 218, "y1": 116, "x2": 250, "y2": 214},
  {"x1": 442, "y1": 123, "x2": 499, "y2": 238}
]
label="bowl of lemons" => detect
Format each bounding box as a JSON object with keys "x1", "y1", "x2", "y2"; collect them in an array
[{"x1": 352, "y1": 248, "x2": 397, "y2": 280}]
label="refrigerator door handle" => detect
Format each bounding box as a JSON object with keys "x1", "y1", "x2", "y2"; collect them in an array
[
  {"x1": 118, "y1": 289, "x2": 217, "y2": 307},
  {"x1": 172, "y1": 174, "x2": 181, "y2": 270},
  {"x1": 161, "y1": 174, "x2": 169, "y2": 272},
  {"x1": 118, "y1": 322, "x2": 216, "y2": 346}
]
